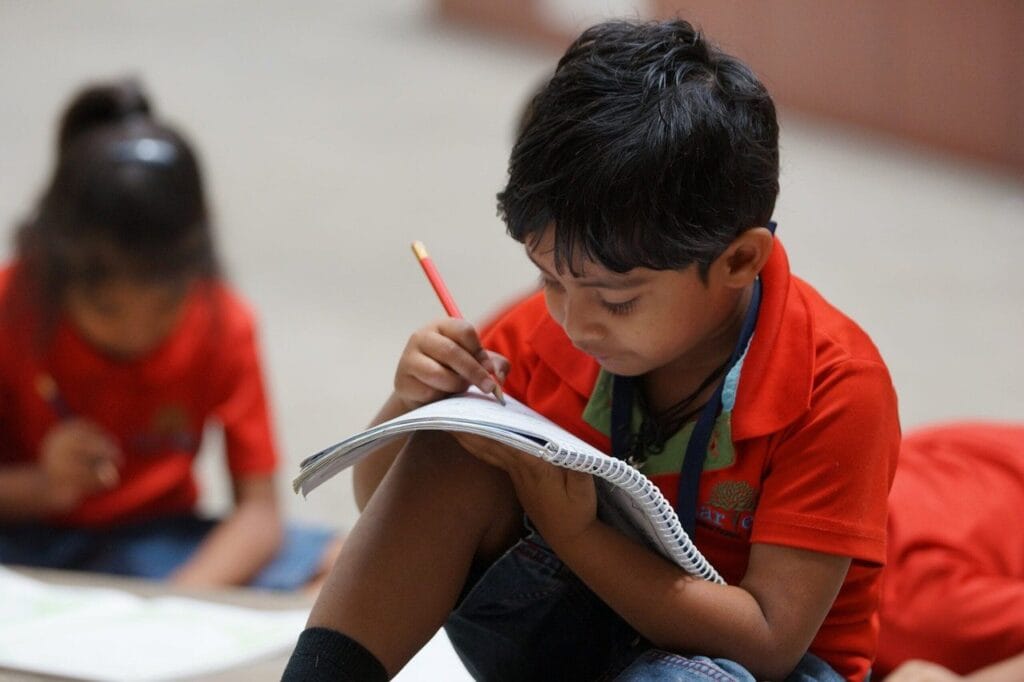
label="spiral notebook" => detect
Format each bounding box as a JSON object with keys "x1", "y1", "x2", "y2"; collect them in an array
[{"x1": 294, "y1": 389, "x2": 723, "y2": 584}]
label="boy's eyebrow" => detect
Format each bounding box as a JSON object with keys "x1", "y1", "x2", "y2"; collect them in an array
[{"x1": 526, "y1": 252, "x2": 650, "y2": 290}]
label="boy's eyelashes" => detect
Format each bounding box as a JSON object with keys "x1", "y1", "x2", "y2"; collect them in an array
[
  {"x1": 538, "y1": 274, "x2": 638, "y2": 315},
  {"x1": 601, "y1": 298, "x2": 637, "y2": 316}
]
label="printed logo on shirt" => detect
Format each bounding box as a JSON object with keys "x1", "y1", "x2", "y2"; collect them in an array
[
  {"x1": 129, "y1": 404, "x2": 198, "y2": 455},
  {"x1": 699, "y1": 480, "x2": 758, "y2": 537}
]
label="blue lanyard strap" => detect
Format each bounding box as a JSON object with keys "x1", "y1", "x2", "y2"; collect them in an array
[{"x1": 611, "y1": 277, "x2": 762, "y2": 537}]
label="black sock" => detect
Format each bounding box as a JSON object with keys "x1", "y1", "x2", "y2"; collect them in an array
[{"x1": 281, "y1": 627, "x2": 388, "y2": 681}]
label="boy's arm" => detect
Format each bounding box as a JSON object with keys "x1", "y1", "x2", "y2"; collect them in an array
[
  {"x1": 170, "y1": 474, "x2": 283, "y2": 587},
  {"x1": 352, "y1": 393, "x2": 412, "y2": 511},
  {"x1": 456, "y1": 432, "x2": 847, "y2": 681},
  {"x1": 558, "y1": 524, "x2": 848, "y2": 680}
]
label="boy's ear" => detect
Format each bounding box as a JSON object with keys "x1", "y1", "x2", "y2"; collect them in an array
[{"x1": 714, "y1": 227, "x2": 774, "y2": 288}]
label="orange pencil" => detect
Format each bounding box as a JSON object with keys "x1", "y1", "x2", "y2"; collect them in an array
[{"x1": 411, "y1": 241, "x2": 506, "y2": 405}]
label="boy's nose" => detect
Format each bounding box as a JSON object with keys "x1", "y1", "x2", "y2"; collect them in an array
[{"x1": 561, "y1": 300, "x2": 601, "y2": 350}]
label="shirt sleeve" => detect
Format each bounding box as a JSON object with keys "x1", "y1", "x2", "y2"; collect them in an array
[
  {"x1": 478, "y1": 291, "x2": 545, "y2": 404},
  {"x1": 752, "y1": 358, "x2": 900, "y2": 564},
  {"x1": 209, "y1": 303, "x2": 279, "y2": 478}
]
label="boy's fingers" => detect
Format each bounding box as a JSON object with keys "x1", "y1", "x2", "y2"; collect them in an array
[
  {"x1": 433, "y1": 319, "x2": 508, "y2": 391},
  {"x1": 420, "y1": 334, "x2": 496, "y2": 393},
  {"x1": 409, "y1": 356, "x2": 471, "y2": 396},
  {"x1": 436, "y1": 318, "x2": 483, "y2": 353},
  {"x1": 452, "y1": 433, "x2": 512, "y2": 471},
  {"x1": 481, "y1": 351, "x2": 511, "y2": 383},
  {"x1": 437, "y1": 320, "x2": 498, "y2": 382}
]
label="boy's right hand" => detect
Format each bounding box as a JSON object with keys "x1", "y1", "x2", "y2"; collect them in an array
[
  {"x1": 394, "y1": 318, "x2": 510, "y2": 412},
  {"x1": 39, "y1": 419, "x2": 122, "y2": 512}
]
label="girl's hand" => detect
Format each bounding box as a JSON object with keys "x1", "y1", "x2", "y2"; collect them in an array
[
  {"x1": 451, "y1": 432, "x2": 598, "y2": 551},
  {"x1": 885, "y1": 661, "x2": 963, "y2": 682},
  {"x1": 39, "y1": 419, "x2": 122, "y2": 512},
  {"x1": 394, "y1": 318, "x2": 509, "y2": 412}
]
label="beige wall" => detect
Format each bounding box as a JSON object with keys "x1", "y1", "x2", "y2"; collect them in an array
[{"x1": 439, "y1": 0, "x2": 1024, "y2": 175}]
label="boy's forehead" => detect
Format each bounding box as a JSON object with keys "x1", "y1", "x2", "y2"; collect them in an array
[
  {"x1": 525, "y1": 229, "x2": 597, "y2": 275},
  {"x1": 525, "y1": 229, "x2": 652, "y2": 286}
]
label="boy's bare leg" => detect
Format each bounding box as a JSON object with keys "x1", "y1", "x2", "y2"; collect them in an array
[{"x1": 306, "y1": 431, "x2": 523, "y2": 677}]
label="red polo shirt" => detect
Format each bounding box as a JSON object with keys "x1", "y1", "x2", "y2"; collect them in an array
[
  {"x1": 0, "y1": 265, "x2": 278, "y2": 527},
  {"x1": 480, "y1": 240, "x2": 900, "y2": 681}
]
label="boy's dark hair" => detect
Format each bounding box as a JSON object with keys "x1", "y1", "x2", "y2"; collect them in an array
[
  {"x1": 498, "y1": 19, "x2": 779, "y2": 277},
  {"x1": 13, "y1": 78, "x2": 220, "y2": 326}
]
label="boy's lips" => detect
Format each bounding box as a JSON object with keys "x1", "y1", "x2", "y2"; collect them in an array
[{"x1": 576, "y1": 345, "x2": 614, "y2": 361}]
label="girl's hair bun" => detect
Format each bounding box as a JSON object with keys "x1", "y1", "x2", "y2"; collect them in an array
[{"x1": 58, "y1": 79, "x2": 152, "y2": 155}]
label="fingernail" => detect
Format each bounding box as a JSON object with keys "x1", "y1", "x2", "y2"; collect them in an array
[{"x1": 481, "y1": 379, "x2": 495, "y2": 393}]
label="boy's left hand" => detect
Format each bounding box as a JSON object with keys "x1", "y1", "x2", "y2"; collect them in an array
[{"x1": 452, "y1": 433, "x2": 598, "y2": 549}]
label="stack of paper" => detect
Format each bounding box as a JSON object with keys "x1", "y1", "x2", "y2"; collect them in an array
[{"x1": 0, "y1": 567, "x2": 308, "y2": 681}]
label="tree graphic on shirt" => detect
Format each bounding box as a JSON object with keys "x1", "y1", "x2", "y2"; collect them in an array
[{"x1": 708, "y1": 481, "x2": 758, "y2": 532}]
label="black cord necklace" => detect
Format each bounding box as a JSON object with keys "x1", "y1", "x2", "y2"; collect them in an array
[{"x1": 626, "y1": 358, "x2": 731, "y2": 467}]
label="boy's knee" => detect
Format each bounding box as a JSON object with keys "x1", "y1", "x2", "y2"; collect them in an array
[
  {"x1": 396, "y1": 431, "x2": 522, "y2": 553},
  {"x1": 400, "y1": 431, "x2": 506, "y2": 487}
]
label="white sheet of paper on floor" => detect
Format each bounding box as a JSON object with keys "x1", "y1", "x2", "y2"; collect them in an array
[{"x1": 0, "y1": 566, "x2": 308, "y2": 681}]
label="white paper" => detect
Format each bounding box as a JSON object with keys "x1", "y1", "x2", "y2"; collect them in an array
[{"x1": 0, "y1": 567, "x2": 308, "y2": 681}]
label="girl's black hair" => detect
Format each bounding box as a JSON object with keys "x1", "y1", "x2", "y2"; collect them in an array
[
  {"x1": 13, "y1": 78, "x2": 221, "y2": 326},
  {"x1": 498, "y1": 19, "x2": 779, "y2": 277}
]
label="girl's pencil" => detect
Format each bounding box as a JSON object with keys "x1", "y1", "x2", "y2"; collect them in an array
[
  {"x1": 35, "y1": 373, "x2": 120, "y2": 487},
  {"x1": 411, "y1": 241, "x2": 506, "y2": 405},
  {"x1": 34, "y1": 373, "x2": 74, "y2": 419}
]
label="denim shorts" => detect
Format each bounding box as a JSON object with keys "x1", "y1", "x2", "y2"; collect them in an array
[
  {"x1": 0, "y1": 513, "x2": 334, "y2": 591},
  {"x1": 444, "y1": 530, "x2": 846, "y2": 682}
]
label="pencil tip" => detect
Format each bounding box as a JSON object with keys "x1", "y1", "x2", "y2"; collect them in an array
[{"x1": 411, "y1": 241, "x2": 428, "y2": 260}]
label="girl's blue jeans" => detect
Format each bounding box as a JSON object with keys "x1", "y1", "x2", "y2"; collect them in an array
[
  {"x1": 445, "y1": 529, "x2": 846, "y2": 681},
  {"x1": 0, "y1": 513, "x2": 333, "y2": 591}
]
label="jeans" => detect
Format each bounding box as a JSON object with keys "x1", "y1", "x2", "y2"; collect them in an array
[
  {"x1": 445, "y1": 530, "x2": 845, "y2": 681},
  {"x1": 0, "y1": 514, "x2": 333, "y2": 591}
]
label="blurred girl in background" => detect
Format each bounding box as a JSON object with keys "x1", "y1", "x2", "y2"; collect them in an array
[{"x1": 0, "y1": 79, "x2": 336, "y2": 590}]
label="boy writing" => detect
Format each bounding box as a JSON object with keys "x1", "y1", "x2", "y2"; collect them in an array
[{"x1": 285, "y1": 19, "x2": 899, "y2": 681}]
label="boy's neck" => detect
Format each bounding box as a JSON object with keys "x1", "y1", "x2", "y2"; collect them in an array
[{"x1": 642, "y1": 284, "x2": 753, "y2": 415}]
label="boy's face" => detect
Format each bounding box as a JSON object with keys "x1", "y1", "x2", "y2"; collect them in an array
[
  {"x1": 527, "y1": 228, "x2": 743, "y2": 379},
  {"x1": 64, "y1": 278, "x2": 192, "y2": 360}
]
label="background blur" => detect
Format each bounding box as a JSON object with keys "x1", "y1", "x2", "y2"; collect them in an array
[{"x1": 1, "y1": 0, "x2": 1022, "y2": 537}]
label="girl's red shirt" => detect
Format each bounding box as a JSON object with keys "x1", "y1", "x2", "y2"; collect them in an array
[{"x1": 0, "y1": 265, "x2": 278, "y2": 526}]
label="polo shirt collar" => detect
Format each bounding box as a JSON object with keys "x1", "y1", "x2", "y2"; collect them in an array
[{"x1": 731, "y1": 239, "x2": 813, "y2": 440}]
